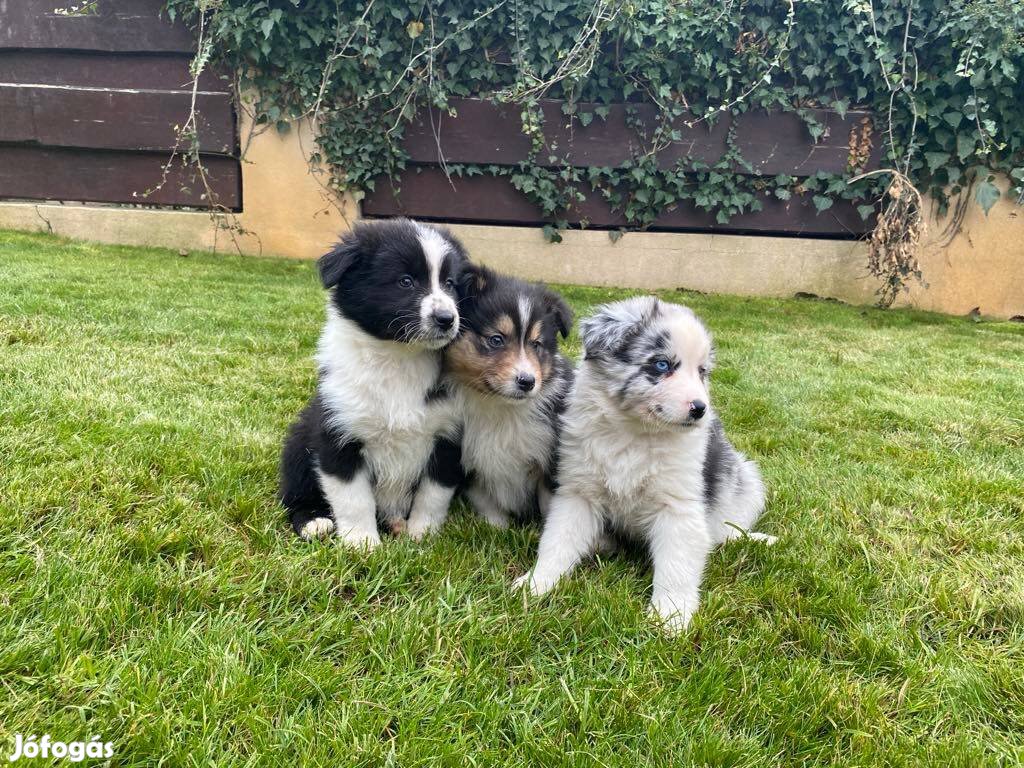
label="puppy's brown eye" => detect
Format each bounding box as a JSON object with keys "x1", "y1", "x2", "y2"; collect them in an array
[
  {"x1": 487, "y1": 334, "x2": 505, "y2": 349},
  {"x1": 443, "y1": 278, "x2": 455, "y2": 290},
  {"x1": 399, "y1": 275, "x2": 414, "y2": 289},
  {"x1": 698, "y1": 365, "x2": 708, "y2": 377}
]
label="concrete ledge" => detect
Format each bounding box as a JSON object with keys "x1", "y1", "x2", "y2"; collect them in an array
[
  {"x1": 447, "y1": 224, "x2": 880, "y2": 303},
  {"x1": 2, "y1": 109, "x2": 1022, "y2": 318}
]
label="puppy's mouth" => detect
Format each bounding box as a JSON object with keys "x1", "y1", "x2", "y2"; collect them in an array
[
  {"x1": 484, "y1": 380, "x2": 536, "y2": 401},
  {"x1": 645, "y1": 405, "x2": 704, "y2": 429},
  {"x1": 416, "y1": 326, "x2": 460, "y2": 349}
]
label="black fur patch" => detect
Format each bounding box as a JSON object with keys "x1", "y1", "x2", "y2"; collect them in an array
[
  {"x1": 702, "y1": 417, "x2": 737, "y2": 507},
  {"x1": 427, "y1": 436, "x2": 464, "y2": 489},
  {"x1": 279, "y1": 394, "x2": 365, "y2": 535}
]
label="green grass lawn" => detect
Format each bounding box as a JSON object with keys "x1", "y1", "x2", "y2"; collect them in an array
[{"x1": 2, "y1": 228, "x2": 1023, "y2": 767}]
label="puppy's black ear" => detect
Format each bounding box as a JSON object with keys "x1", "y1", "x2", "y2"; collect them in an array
[
  {"x1": 318, "y1": 228, "x2": 368, "y2": 288},
  {"x1": 458, "y1": 262, "x2": 493, "y2": 300},
  {"x1": 580, "y1": 296, "x2": 659, "y2": 360},
  {"x1": 543, "y1": 288, "x2": 573, "y2": 339}
]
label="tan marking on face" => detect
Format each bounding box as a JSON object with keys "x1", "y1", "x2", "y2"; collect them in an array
[
  {"x1": 494, "y1": 314, "x2": 515, "y2": 339},
  {"x1": 445, "y1": 334, "x2": 491, "y2": 393},
  {"x1": 527, "y1": 321, "x2": 542, "y2": 344}
]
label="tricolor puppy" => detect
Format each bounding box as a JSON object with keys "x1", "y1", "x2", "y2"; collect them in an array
[
  {"x1": 279, "y1": 219, "x2": 467, "y2": 548},
  {"x1": 513, "y1": 296, "x2": 775, "y2": 632},
  {"x1": 406, "y1": 265, "x2": 574, "y2": 538}
]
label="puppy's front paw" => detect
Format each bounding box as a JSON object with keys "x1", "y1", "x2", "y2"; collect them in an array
[
  {"x1": 298, "y1": 517, "x2": 335, "y2": 541},
  {"x1": 511, "y1": 570, "x2": 558, "y2": 597},
  {"x1": 335, "y1": 525, "x2": 381, "y2": 551},
  {"x1": 511, "y1": 572, "x2": 533, "y2": 593},
  {"x1": 406, "y1": 514, "x2": 439, "y2": 542},
  {"x1": 481, "y1": 510, "x2": 511, "y2": 530},
  {"x1": 747, "y1": 531, "x2": 778, "y2": 546},
  {"x1": 649, "y1": 595, "x2": 696, "y2": 636}
]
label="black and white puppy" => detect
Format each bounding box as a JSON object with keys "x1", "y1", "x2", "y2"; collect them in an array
[
  {"x1": 405, "y1": 265, "x2": 574, "y2": 539},
  {"x1": 513, "y1": 296, "x2": 775, "y2": 632},
  {"x1": 279, "y1": 218, "x2": 467, "y2": 548}
]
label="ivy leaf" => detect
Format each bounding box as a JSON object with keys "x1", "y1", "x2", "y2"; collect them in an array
[
  {"x1": 578, "y1": 111, "x2": 593, "y2": 127},
  {"x1": 832, "y1": 99, "x2": 849, "y2": 119},
  {"x1": 974, "y1": 179, "x2": 1001, "y2": 216},
  {"x1": 260, "y1": 18, "x2": 275, "y2": 38},
  {"x1": 406, "y1": 21, "x2": 424, "y2": 39},
  {"x1": 812, "y1": 195, "x2": 833, "y2": 213},
  {"x1": 775, "y1": 188, "x2": 791, "y2": 200},
  {"x1": 608, "y1": 229, "x2": 624, "y2": 243},
  {"x1": 542, "y1": 224, "x2": 562, "y2": 243},
  {"x1": 956, "y1": 133, "x2": 976, "y2": 161},
  {"x1": 857, "y1": 204, "x2": 876, "y2": 220},
  {"x1": 924, "y1": 152, "x2": 950, "y2": 172}
]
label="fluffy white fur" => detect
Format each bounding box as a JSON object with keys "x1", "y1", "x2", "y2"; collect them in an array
[
  {"x1": 315, "y1": 306, "x2": 460, "y2": 547},
  {"x1": 514, "y1": 297, "x2": 774, "y2": 633},
  {"x1": 459, "y1": 377, "x2": 568, "y2": 526}
]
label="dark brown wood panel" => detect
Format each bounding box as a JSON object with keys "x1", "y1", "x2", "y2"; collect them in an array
[
  {"x1": 1, "y1": 0, "x2": 195, "y2": 53},
  {"x1": 0, "y1": 84, "x2": 235, "y2": 153},
  {"x1": 363, "y1": 167, "x2": 872, "y2": 237},
  {"x1": 403, "y1": 99, "x2": 881, "y2": 176},
  {"x1": 0, "y1": 50, "x2": 229, "y2": 91},
  {"x1": 0, "y1": 146, "x2": 241, "y2": 209}
]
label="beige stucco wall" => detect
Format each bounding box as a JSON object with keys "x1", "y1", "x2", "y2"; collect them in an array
[{"x1": 2, "y1": 112, "x2": 1021, "y2": 318}]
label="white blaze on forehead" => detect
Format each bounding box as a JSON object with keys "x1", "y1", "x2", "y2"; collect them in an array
[
  {"x1": 664, "y1": 305, "x2": 711, "y2": 365},
  {"x1": 415, "y1": 223, "x2": 449, "y2": 291},
  {"x1": 517, "y1": 295, "x2": 533, "y2": 343},
  {"x1": 414, "y1": 222, "x2": 459, "y2": 340}
]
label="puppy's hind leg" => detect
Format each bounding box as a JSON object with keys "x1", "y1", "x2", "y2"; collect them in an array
[
  {"x1": 512, "y1": 493, "x2": 602, "y2": 596},
  {"x1": 706, "y1": 457, "x2": 776, "y2": 546}
]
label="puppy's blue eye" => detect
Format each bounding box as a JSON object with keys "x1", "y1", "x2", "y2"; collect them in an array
[
  {"x1": 444, "y1": 278, "x2": 455, "y2": 290},
  {"x1": 487, "y1": 334, "x2": 505, "y2": 349},
  {"x1": 654, "y1": 359, "x2": 670, "y2": 373},
  {"x1": 399, "y1": 275, "x2": 414, "y2": 289}
]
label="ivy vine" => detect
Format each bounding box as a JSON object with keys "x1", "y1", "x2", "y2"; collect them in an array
[{"x1": 167, "y1": 0, "x2": 1024, "y2": 303}]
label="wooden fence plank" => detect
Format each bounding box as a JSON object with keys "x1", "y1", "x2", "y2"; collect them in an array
[
  {"x1": 0, "y1": 50, "x2": 229, "y2": 91},
  {"x1": 0, "y1": 146, "x2": 241, "y2": 209},
  {"x1": 0, "y1": 84, "x2": 235, "y2": 154},
  {"x1": 402, "y1": 98, "x2": 881, "y2": 176},
  {"x1": 1, "y1": 0, "x2": 195, "y2": 53},
  {"x1": 363, "y1": 167, "x2": 872, "y2": 237}
]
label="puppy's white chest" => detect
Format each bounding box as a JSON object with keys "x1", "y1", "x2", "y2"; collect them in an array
[
  {"x1": 571, "y1": 423, "x2": 706, "y2": 534},
  {"x1": 318, "y1": 314, "x2": 457, "y2": 512},
  {"x1": 462, "y1": 399, "x2": 550, "y2": 511}
]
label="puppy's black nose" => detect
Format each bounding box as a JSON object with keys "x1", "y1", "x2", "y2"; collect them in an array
[
  {"x1": 689, "y1": 399, "x2": 707, "y2": 420},
  {"x1": 432, "y1": 309, "x2": 455, "y2": 330},
  {"x1": 515, "y1": 373, "x2": 536, "y2": 392}
]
